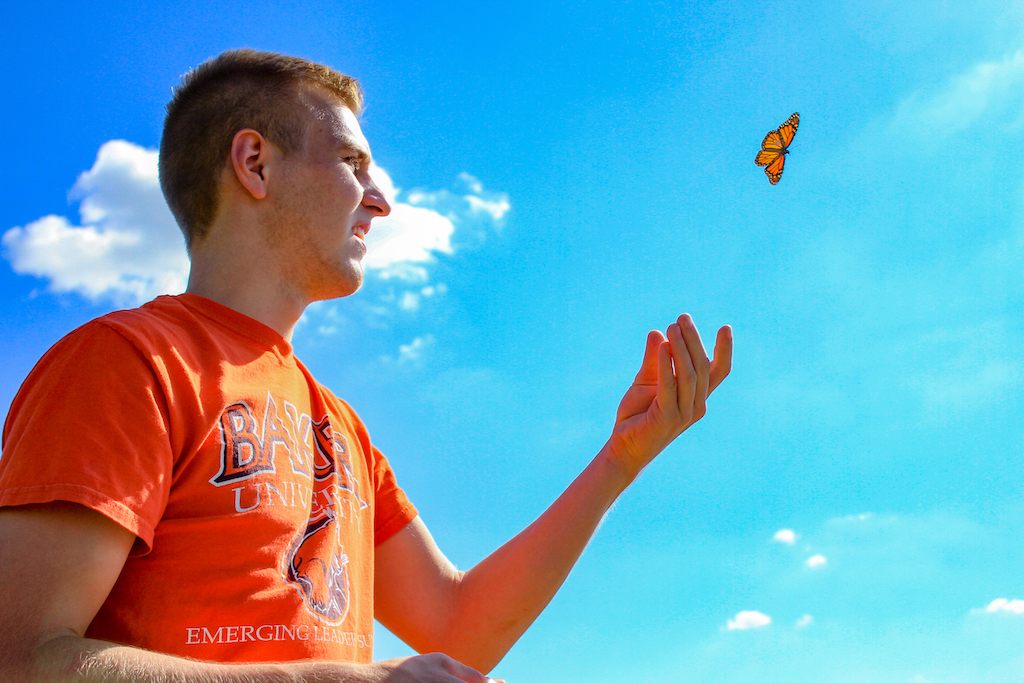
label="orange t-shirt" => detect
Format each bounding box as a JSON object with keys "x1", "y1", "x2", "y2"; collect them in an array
[{"x1": 0, "y1": 294, "x2": 417, "y2": 663}]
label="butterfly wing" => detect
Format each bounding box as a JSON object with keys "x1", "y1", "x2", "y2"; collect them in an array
[
  {"x1": 754, "y1": 147, "x2": 779, "y2": 167},
  {"x1": 777, "y1": 112, "x2": 799, "y2": 147},
  {"x1": 758, "y1": 129, "x2": 785, "y2": 154},
  {"x1": 763, "y1": 152, "x2": 786, "y2": 185},
  {"x1": 754, "y1": 132, "x2": 783, "y2": 183}
]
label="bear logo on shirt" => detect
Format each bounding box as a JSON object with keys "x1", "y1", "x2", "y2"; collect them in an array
[
  {"x1": 281, "y1": 414, "x2": 367, "y2": 625},
  {"x1": 284, "y1": 510, "x2": 351, "y2": 624}
]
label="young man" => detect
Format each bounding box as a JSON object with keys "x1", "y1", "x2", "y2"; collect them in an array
[{"x1": 0, "y1": 50, "x2": 732, "y2": 683}]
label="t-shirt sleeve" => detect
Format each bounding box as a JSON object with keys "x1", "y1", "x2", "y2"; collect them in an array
[
  {"x1": 0, "y1": 321, "x2": 174, "y2": 553},
  {"x1": 370, "y1": 445, "x2": 418, "y2": 546}
]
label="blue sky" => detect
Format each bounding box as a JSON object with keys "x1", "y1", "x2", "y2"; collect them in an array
[{"x1": 2, "y1": 1, "x2": 1023, "y2": 681}]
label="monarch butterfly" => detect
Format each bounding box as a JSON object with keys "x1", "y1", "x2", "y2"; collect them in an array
[{"x1": 755, "y1": 112, "x2": 799, "y2": 185}]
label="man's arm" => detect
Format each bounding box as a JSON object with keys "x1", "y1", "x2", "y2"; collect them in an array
[
  {"x1": 0, "y1": 502, "x2": 502, "y2": 683},
  {"x1": 375, "y1": 315, "x2": 733, "y2": 672}
]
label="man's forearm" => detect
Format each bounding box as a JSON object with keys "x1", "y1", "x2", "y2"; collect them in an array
[
  {"x1": 19, "y1": 633, "x2": 497, "y2": 683},
  {"x1": 21, "y1": 634, "x2": 322, "y2": 683},
  {"x1": 443, "y1": 444, "x2": 635, "y2": 670}
]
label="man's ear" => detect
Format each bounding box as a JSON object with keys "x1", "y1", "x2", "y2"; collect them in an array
[{"x1": 230, "y1": 129, "x2": 272, "y2": 200}]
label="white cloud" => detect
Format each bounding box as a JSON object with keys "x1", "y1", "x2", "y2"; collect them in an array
[
  {"x1": 795, "y1": 614, "x2": 813, "y2": 628},
  {"x1": 393, "y1": 284, "x2": 447, "y2": 313},
  {"x1": 363, "y1": 202, "x2": 455, "y2": 273},
  {"x1": 391, "y1": 335, "x2": 436, "y2": 365},
  {"x1": 359, "y1": 166, "x2": 509, "y2": 286},
  {"x1": 773, "y1": 529, "x2": 797, "y2": 545},
  {"x1": 806, "y1": 554, "x2": 828, "y2": 569},
  {"x1": 364, "y1": 163, "x2": 455, "y2": 276},
  {"x1": 465, "y1": 194, "x2": 511, "y2": 221},
  {"x1": 400, "y1": 171, "x2": 510, "y2": 241},
  {"x1": 2, "y1": 140, "x2": 188, "y2": 305},
  {"x1": 457, "y1": 171, "x2": 483, "y2": 194},
  {"x1": 3, "y1": 143, "x2": 508, "y2": 316},
  {"x1": 890, "y1": 49, "x2": 1024, "y2": 139},
  {"x1": 399, "y1": 291, "x2": 421, "y2": 311},
  {"x1": 980, "y1": 598, "x2": 1024, "y2": 615},
  {"x1": 726, "y1": 611, "x2": 772, "y2": 631}
]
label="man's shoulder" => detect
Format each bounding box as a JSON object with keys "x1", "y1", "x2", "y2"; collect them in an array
[
  {"x1": 57, "y1": 295, "x2": 214, "y2": 365},
  {"x1": 93, "y1": 294, "x2": 192, "y2": 332},
  {"x1": 5, "y1": 299, "x2": 197, "y2": 429}
]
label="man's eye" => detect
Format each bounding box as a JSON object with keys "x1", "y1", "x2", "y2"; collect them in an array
[{"x1": 343, "y1": 156, "x2": 362, "y2": 171}]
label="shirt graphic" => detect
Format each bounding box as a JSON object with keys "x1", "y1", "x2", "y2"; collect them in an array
[{"x1": 213, "y1": 392, "x2": 370, "y2": 626}]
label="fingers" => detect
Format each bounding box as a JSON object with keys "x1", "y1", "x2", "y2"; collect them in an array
[
  {"x1": 709, "y1": 324, "x2": 733, "y2": 394},
  {"x1": 634, "y1": 330, "x2": 665, "y2": 385},
  {"x1": 410, "y1": 652, "x2": 504, "y2": 683},
  {"x1": 449, "y1": 657, "x2": 503, "y2": 683},
  {"x1": 666, "y1": 315, "x2": 730, "y2": 424},
  {"x1": 454, "y1": 660, "x2": 502, "y2": 683},
  {"x1": 638, "y1": 316, "x2": 731, "y2": 430},
  {"x1": 677, "y1": 314, "x2": 711, "y2": 419},
  {"x1": 656, "y1": 336, "x2": 676, "y2": 418},
  {"x1": 666, "y1": 319, "x2": 697, "y2": 422}
]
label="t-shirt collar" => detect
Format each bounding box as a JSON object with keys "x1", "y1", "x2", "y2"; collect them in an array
[{"x1": 171, "y1": 293, "x2": 295, "y2": 358}]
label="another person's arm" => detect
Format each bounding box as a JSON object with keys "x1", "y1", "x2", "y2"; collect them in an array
[
  {"x1": 0, "y1": 502, "x2": 501, "y2": 683},
  {"x1": 375, "y1": 315, "x2": 732, "y2": 672}
]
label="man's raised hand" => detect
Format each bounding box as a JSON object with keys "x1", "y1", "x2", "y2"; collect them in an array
[{"x1": 606, "y1": 314, "x2": 732, "y2": 480}]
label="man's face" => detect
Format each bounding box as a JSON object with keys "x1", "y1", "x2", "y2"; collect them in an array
[{"x1": 264, "y1": 87, "x2": 391, "y2": 302}]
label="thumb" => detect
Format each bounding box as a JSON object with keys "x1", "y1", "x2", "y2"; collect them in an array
[{"x1": 634, "y1": 330, "x2": 666, "y2": 384}]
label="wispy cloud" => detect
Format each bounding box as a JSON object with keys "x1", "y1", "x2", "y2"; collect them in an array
[
  {"x1": 726, "y1": 611, "x2": 771, "y2": 631},
  {"x1": 795, "y1": 614, "x2": 813, "y2": 628},
  {"x1": 890, "y1": 49, "x2": 1024, "y2": 138},
  {"x1": 400, "y1": 172, "x2": 510, "y2": 248},
  {"x1": 457, "y1": 170, "x2": 510, "y2": 221},
  {"x1": 901, "y1": 321, "x2": 1021, "y2": 412},
  {"x1": 800, "y1": 511, "x2": 1001, "y2": 611},
  {"x1": 2, "y1": 142, "x2": 509, "y2": 314},
  {"x1": 383, "y1": 334, "x2": 436, "y2": 365}
]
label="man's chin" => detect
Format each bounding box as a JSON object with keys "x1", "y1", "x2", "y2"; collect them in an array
[
  {"x1": 328, "y1": 275, "x2": 363, "y2": 301},
  {"x1": 302, "y1": 275, "x2": 360, "y2": 304}
]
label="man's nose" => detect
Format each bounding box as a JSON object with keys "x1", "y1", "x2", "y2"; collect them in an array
[{"x1": 362, "y1": 182, "x2": 391, "y2": 217}]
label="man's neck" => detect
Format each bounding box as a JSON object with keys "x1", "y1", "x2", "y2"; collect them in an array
[{"x1": 185, "y1": 256, "x2": 307, "y2": 342}]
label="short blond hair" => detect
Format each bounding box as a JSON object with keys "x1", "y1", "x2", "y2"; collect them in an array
[{"x1": 159, "y1": 49, "x2": 363, "y2": 247}]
